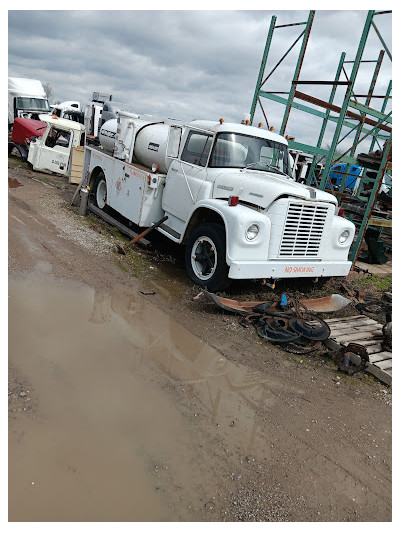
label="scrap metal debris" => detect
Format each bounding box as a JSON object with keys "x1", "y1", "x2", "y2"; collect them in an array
[
  {"x1": 332, "y1": 343, "x2": 369, "y2": 375},
  {"x1": 204, "y1": 292, "x2": 351, "y2": 315},
  {"x1": 205, "y1": 292, "x2": 331, "y2": 354}
]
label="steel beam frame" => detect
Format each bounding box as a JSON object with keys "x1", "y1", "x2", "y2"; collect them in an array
[{"x1": 249, "y1": 9, "x2": 392, "y2": 267}]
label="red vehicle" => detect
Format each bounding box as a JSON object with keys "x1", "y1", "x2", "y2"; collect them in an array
[{"x1": 8, "y1": 117, "x2": 46, "y2": 161}]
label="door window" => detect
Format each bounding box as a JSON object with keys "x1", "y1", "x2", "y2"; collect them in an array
[
  {"x1": 181, "y1": 131, "x2": 213, "y2": 167},
  {"x1": 45, "y1": 127, "x2": 71, "y2": 149}
]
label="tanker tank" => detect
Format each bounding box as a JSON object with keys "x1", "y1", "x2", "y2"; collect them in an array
[
  {"x1": 132, "y1": 122, "x2": 171, "y2": 173},
  {"x1": 100, "y1": 112, "x2": 173, "y2": 173},
  {"x1": 99, "y1": 118, "x2": 118, "y2": 153}
]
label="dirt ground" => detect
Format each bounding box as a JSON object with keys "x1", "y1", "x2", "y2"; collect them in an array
[{"x1": 8, "y1": 158, "x2": 392, "y2": 523}]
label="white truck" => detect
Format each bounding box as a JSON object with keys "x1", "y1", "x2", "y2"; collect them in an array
[
  {"x1": 82, "y1": 112, "x2": 355, "y2": 290},
  {"x1": 84, "y1": 92, "x2": 114, "y2": 141},
  {"x1": 27, "y1": 115, "x2": 85, "y2": 176},
  {"x1": 50, "y1": 100, "x2": 81, "y2": 117},
  {"x1": 8, "y1": 77, "x2": 50, "y2": 128},
  {"x1": 84, "y1": 93, "x2": 138, "y2": 142}
]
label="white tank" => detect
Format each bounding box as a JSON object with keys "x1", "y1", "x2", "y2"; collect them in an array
[
  {"x1": 99, "y1": 118, "x2": 118, "y2": 153},
  {"x1": 133, "y1": 123, "x2": 170, "y2": 173},
  {"x1": 99, "y1": 114, "x2": 172, "y2": 173}
]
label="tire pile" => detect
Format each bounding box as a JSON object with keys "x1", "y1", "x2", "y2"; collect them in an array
[{"x1": 239, "y1": 300, "x2": 331, "y2": 354}]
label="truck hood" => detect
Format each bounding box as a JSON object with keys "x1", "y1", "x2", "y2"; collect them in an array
[
  {"x1": 212, "y1": 169, "x2": 338, "y2": 208},
  {"x1": 11, "y1": 117, "x2": 46, "y2": 145}
]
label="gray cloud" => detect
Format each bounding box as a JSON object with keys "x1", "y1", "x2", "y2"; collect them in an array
[{"x1": 8, "y1": 9, "x2": 391, "y2": 153}]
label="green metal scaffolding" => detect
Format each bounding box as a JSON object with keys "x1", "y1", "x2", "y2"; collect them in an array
[{"x1": 249, "y1": 9, "x2": 392, "y2": 264}]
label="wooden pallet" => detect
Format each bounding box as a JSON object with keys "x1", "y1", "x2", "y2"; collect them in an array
[
  {"x1": 69, "y1": 146, "x2": 84, "y2": 185},
  {"x1": 324, "y1": 315, "x2": 392, "y2": 386}
]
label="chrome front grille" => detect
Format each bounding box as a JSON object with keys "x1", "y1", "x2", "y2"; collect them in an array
[{"x1": 278, "y1": 202, "x2": 329, "y2": 258}]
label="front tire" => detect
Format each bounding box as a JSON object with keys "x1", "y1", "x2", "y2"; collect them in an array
[{"x1": 185, "y1": 223, "x2": 231, "y2": 292}]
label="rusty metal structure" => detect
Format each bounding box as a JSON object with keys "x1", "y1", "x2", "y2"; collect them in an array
[{"x1": 249, "y1": 10, "x2": 392, "y2": 264}]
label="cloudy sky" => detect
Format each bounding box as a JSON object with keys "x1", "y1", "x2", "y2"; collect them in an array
[{"x1": 8, "y1": 6, "x2": 392, "y2": 152}]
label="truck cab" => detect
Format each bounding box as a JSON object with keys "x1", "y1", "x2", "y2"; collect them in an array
[
  {"x1": 28, "y1": 116, "x2": 85, "y2": 176},
  {"x1": 8, "y1": 77, "x2": 50, "y2": 128}
]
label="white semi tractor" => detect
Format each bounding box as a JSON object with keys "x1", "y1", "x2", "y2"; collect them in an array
[
  {"x1": 82, "y1": 112, "x2": 355, "y2": 290},
  {"x1": 8, "y1": 77, "x2": 50, "y2": 128}
]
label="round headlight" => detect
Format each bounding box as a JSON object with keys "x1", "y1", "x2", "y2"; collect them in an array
[
  {"x1": 339, "y1": 229, "x2": 350, "y2": 244},
  {"x1": 246, "y1": 224, "x2": 259, "y2": 241}
]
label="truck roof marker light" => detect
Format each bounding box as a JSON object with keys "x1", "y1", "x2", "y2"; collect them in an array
[
  {"x1": 245, "y1": 120, "x2": 250, "y2": 125},
  {"x1": 228, "y1": 196, "x2": 239, "y2": 206},
  {"x1": 269, "y1": 126, "x2": 275, "y2": 131},
  {"x1": 219, "y1": 118, "x2": 224, "y2": 124},
  {"x1": 258, "y1": 123, "x2": 263, "y2": 128},
  {"x1": 285, "y1": 135, "x2": 295, "y2": 140}
]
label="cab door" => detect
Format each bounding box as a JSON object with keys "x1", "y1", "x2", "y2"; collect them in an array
[
  {"x1": 37, "y1": 125, "x2": 72, "y2": 175},
  {"x1": 162, "y1": 128, "x2": 213, "y2": 222}
]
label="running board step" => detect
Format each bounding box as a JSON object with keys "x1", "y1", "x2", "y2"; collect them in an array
[{"x1": 159, "y1": 223, "x2": 181, "y2": 240}]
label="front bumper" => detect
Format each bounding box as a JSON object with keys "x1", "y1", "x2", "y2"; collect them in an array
[{"x1": 228, "y1": 260, "x2": 352, "y2": 279}]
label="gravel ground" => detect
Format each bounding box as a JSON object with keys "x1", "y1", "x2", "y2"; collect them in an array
[{"x1": 8, "y1": 159, "x2": 392, "y2": 522}]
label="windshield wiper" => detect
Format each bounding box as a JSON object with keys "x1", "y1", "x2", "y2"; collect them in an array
[
  {"x1": 244, "y1": 161, "x2": 288, "y2": 176},
  {"x1": 265, "y1": 165, "x2": 288, "y2": 176},
  {"x1": 244, "y1": 161, "x2": 262, "y2": 169}
]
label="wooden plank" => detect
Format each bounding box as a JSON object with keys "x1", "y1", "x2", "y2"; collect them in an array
[
  {"x1": 365, "y1": 344, "x2": 386, "y2": 355},
  {"x1": 330, "y1": 326, "x2": 383, "y2": 338},
  {"x1": 355, "y1": 338, "x2": 386, "y2": 347},
  {"x1": 333, "y1": 331, "x2": 383, "y2": 343},
  {"x1": 328, "y1": 325, "x2": 379, "y2": 335},
  {"x1": 328, "y1": 320, "x2": 380, "y2": 332},
  {"x1": 375, "y1": 359, "x2": 392, "y2": 371},
  {"x1": 331, "y1": 324, "x2": 383, "y2": 334},
  {"x1": 323, "y1": 315, "x2": 391, "y2": 386},
  {"x1": 337, "y1": 341, "x2": 385, "y2": 354},
  {"x1": 324, "y1": 315, "x2": 373, "y2": 324},
  {"x1": 369, "y1": 352, "x2": 392, "y2": 364},
  {"x1": 366, "y1": 364, "x2": 392, "y2": 386}
]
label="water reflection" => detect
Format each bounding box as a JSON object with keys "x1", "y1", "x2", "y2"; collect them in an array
[{"x1": 91, "y1": 283, "x2": 275, "y2": 450}]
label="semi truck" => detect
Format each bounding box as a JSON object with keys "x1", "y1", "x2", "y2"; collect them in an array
[
  {"x1": 8, "y1": 77, "x2": 50, "y2": 128},
  {"x1": 82, "y1": 112, "x2": 355, "y2": 290}
]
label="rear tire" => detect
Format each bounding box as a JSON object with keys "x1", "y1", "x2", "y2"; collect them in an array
[
  {"x1": 185, "y1": 223, "x2": 231, "y2": 292},
  {"x1": 92, "y1": 172, "x2": 108, "y2": 211}
]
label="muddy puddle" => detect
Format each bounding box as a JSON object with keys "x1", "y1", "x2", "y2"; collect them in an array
[{"x1": 9, "y1": 271, "x2": 274, "y2": 521}]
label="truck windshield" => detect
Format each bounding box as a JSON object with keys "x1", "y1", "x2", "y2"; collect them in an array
[
  {"x1": 209, "y1": 132, "x2": 290, "y2": 176},
  {"x1": 16, "y1": 97, "x2": 50, "y2": 112}
]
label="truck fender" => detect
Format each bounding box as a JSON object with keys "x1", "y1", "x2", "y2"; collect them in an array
[
  {"x1": 8, "y1": 142, "x2": 28, "y2": 162},
  {"x1": 183, "y1": 199, "x2": 272, "y2": 264},
  {"x1": 88, "y1": 165, "x2": 107, "y2": 189}
]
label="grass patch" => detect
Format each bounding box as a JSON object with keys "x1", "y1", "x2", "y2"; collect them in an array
[{"x1": 357, "y1": 275, "x2": 392, "y2": 292}]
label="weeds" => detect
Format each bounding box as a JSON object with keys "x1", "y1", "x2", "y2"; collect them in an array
[{"x1": 357, "y1": 275, "x2": 392, "y2": 292}]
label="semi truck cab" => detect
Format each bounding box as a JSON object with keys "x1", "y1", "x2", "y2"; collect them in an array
[{"x1": 28, "y1": 116, "x2": 85, "y2": 176}]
